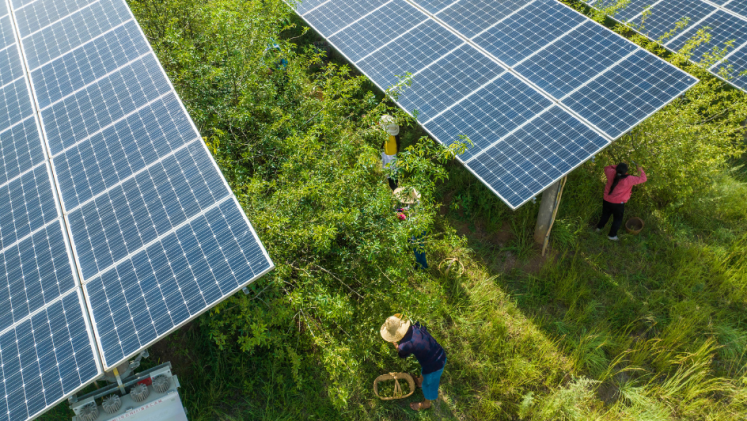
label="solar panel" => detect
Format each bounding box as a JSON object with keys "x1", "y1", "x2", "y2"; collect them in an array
[
  {"x1": 587, "y1": 0, "x2": 747, "y2": 92},
  {"x1": 0, "y1": 6, "x2": 103, "y2": 420},
  {"x1": 295, "y1": 0, "x2": 697, "y2": 208},
  {"x1": 4, "y1": 0, "x2": 274, "y2": 378},
  {"x1": 0, "y1": 0, "x2": 275, "y2": 417}
]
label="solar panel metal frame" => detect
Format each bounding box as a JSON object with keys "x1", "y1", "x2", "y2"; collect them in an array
[
  {"x1": 586, "y1": 0, "x2": 747, "y2": 92},
  {"x1": 5, "y1": 0, "x2": 274, "y2": 377},
  {"x1": 293, "y1": 0, "x2": 696, "y2": 209}
]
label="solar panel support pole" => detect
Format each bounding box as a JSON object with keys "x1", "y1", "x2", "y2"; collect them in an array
[{"x1": 533, "y1": 177, "x2": 567, "y2": 249}]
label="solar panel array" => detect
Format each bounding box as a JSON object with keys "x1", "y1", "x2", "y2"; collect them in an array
[
  {"x1": 586, "y1": 0, "x2": 747, "y2": 91},
  {"x1": 294, "y1": 0, "x2": 697, "y2": 208},
  {"x1": 0, "y1": 0, "x2": 274, "y2": 419}
]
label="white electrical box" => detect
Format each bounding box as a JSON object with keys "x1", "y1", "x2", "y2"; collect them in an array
[{"x1": 71, "y1": 363, "x2": 188, "y2": 421}]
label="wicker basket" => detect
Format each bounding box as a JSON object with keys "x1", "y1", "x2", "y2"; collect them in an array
[
  {"x1": 625, "y1": 217, "x2": 644, "y2": 235},
  {"x1": 373, "y1": 372, "x2": 415, "y2": 400}
]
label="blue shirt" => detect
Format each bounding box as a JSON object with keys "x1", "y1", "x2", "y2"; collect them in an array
[{"x1": 397, "y1": 323, "x2": 446, "y2": 374}]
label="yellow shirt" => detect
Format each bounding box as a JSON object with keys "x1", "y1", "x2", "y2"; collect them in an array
[{"x1": 384, "y1": 135, "x2": 397, "y2": 155}]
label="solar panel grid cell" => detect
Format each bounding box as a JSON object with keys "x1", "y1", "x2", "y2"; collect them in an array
[
  {"x1": 0, "y1": 221, "x2": 76, "y2": 334},
  {"x1": 467, "y1": 106, "x2": 609, "y2": 207},
  {"x1": 31, "y1": 20, "x2": 150, "y2": 109},
  {"x1": 397, "y1": 44, "x2": 505, "y2": 122},
  {"x1": 474, "y1": 0, "x2": 586, "y2": 66},
  {"x1": 563, "y1": 49, "x2": 698, "y2": 138},
  {"x1": 633, "y1": 0, "x2": 715, "y2": 41},
  {"x1": 0, "y1": 78, "x2": 33, "y2": 132},
  {"x1": 725, "y1": 1, "x2": 747, "y2": 16},
  {"x1": 85, "y1": 198, "x2": 271, "y2": 367},
  {"x1": 41, "y1": 54, "x2": 171, "y2": 155},
  {"x1": 424, "y1": 72, "x2": 553, "y2": 160},
  {"x1": 14, "y1": 0, "x2": 95, "y2": 37},
  {"x1": 0, "y1": 164, "x2": 58, "y2": 250},
  {"x1": 712, "y1": 48, "x2": 747, "y2": 89},
  {"x1": 0, "y1": 290, "x2": 99, "y2": 421},
  {"x1": 585, "y1": 0, "x2": 654, "y2": 21},
  {"x1": 515, "y1": 20, "x2": 638, "y2": 99},
  {"x1": 412, "y1": 0, "x2": 457, "y2": 14},
  {"x1": 328, "y1": 0, "x2": 426, "y2": 62},
  {"x1": 356, "y1": 19, "x2": 463, "y2": 89},
  {"x1": 303, "y1": 0, "x2": 389, "y2": 35},
  {"x1": 0, "y1": 42, "x2": 23, "y2": 86},
  {"x1": 0, "y1": 16, "x2": 15, "y2": 50},
  {"x1": 437, "y1": 0, "x2": 531, "y2": 38},
  {"x1": 666, "y1": 10, "x2": 747, "y2": 60},
  {"x1": 0, "y1": 118, "x2": 44, "y2": 187},
  {"x1": 21, "y1": 0, "x2": 131, "y2": 70},
  {"x1": 53, "y1": 93, "x2": 196, "y2": 210}
]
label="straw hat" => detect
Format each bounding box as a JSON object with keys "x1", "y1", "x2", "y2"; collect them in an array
[
  {"x1": 380, "y1": 115, "x2": 400, "y2": 136},
  {"x1": 380, "y1": 314, "x2": 411, "y2": 342},
  {"x1": 393, "y1": 187, "x2": 420, "y2": 205}
]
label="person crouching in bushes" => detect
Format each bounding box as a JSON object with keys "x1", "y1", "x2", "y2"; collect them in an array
[
  {"x1": 381, "y1": 314, "x2": 446, "y2": 411},
  {"x1": 596, "y1": 162, "x2": 647, "y2": 241},
  {"x1": 394, "y1": 187, "x2": 428, "y2": 269}
]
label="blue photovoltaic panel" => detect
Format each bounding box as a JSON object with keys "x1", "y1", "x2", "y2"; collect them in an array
[
  {"x1": 0, "y1": 79, "x2": 33, "y2": 132},
  {"x1": 474, "y1": 0, "x2": 586, "y2": 66},
  {"x1": 0, "y1": 164, "x2": 58, "y2": 250},
  {"x1": 9, "y1": 0, "x2": 274, "y2": 377},
  {"x1": 725, "y1": 1, "x2": 747, "y2": 17},
  {"x1": 666, "y1": 10, "x2": 747, "y2": 60},
  {"x1": 515, "y1": 20, "x2": 638, "y2": 99},
  {"x1": 0, "y1": 1, "x2": 6, "y2": 17},
  {"x1": 633, "y1": 0, "x2": 715, "y2": 41},
  {"x1": 53, "y1": 93, "x2": 195, "y2": 210},
  {"x1": 563, "y1": 49, "x2": 698, "y2": 138},
  {"x1": 294, "y1": 0, "x2": 329, "y2": 14},
  {"x1": 296, "y1": 0, "x2": 697, "y2": 208},
  {"x1": 357, "y1": 19, "x2": 463, "y2": 89},
  {"x1": 41, "y1": 54, "x2": 171, "y2": 155},
  {"x1": 412, "y1": 0, "x2": 456, "y2": 14},
  {"x1": 424, "y1": 72, "x2": 553, "y2": 160},
  {"x1": 13, "y1": 0, "x2": 94, "y2": 36},
  {"x1": 712, "y1": 50, "x2": 747, "y2": 90},
  {"x1": 0, "y1": 290, "x2": 99, "y2": 421},
  {"x1": 0, "y1": 40, "x2": 24, "y2": 86},
  {"x1": 0, "y1": 117, "x2": 45, "y2": 186},
  {"x1": 0, "y1": 221, "x2": 76, "y2": 333},
  {"x1": 585, "y1": 0, "x2": 653, "y2": 21},
  {"x1": 20, "y1": 0, "x2": 130, "y2": 70},
  {"x1": 85, "y1": 199, "x2": 271, "y2": 365},
  {"x1": 467, "y1": 106, "x2": 609, "y2": 208},
  {"x1": 31, "y1": 20, "x2": 151, "y2": 109},
  {"x1": 328, "y1": 0, "x2": 426, "y2": 62},
  {"x1": 0, "y1": 16, "x2": 15, "y2": 49},
  {"x1": 303, "y1": 0, "x2": 389, "y2": 35},
  {"x1": 397, "y1": 44, "x2": 505, "y2": 122},
  {"x1": 437, "y1": 0, "x2": 531, "y2": 39},
  {"x1": 67, "y1": 142, "x2": 228, "y2": 280}
]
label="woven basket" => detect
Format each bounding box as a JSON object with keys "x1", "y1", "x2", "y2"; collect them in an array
[
  {"x1": 438, "y1": 258, "x2": 464, "y2": 277},
  {"x1": 625, "y1": 217, "x2": 644, "y2": 235},
  {"x1": 373, "y1": 372, "x2": 415, "y2": 400}
]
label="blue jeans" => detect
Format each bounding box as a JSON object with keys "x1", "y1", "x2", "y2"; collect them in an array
[
  {"x1": 421, "y1": 359, "x2": 445, "y2": 400},
  {"x1": 410, "y1": 234, "x2": 428, "y2": 269}
]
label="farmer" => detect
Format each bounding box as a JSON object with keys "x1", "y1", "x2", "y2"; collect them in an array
[
  {"x1": 394, "y1": 187, "x2": 428, "y2": 269},
  {"x1": 596, "y1": 162, "x2": 647, "y2": 241},
  {"x1": 381, "y1": 314, "x2": 446, "y2": 411},
  {"x1": 380, "y1": 115, "x2": 401, "y2": 191}
]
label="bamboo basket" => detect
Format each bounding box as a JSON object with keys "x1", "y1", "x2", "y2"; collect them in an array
[{"x1": 373, "y1": 372, "x2": 415, "y2": 400}]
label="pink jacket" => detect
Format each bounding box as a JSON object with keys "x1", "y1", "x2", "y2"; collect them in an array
[{"x1": 603, "y1": 165, "x2": 647, "y2": 204}]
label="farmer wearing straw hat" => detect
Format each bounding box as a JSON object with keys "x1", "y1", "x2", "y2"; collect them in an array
[
  {"x1": 381, "y1": 315, "x2": 446, "y2": 411},
  {"x1": 393, "y1": 187, "x2": 428, "y2": 269},
  {"x1": 380, "y1": 115, "x2": 401, "y2": 191}
]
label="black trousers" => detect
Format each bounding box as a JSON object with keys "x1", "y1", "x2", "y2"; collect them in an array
[
  {"x1": 387, "y1": 177, "x2": 398, "y2": 191},
  {"x1": 597, "y1": 200, "x2": 625, "y2": 237}
]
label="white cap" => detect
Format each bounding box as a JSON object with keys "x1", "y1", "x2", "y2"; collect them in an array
[{"x1": 379, "y1": 115, "x2": 400, "y2": 136}]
